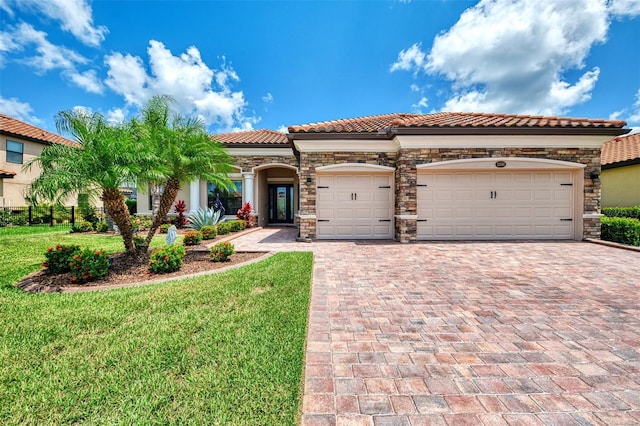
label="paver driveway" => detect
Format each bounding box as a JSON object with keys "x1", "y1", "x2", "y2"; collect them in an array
[{"x1": 232, "y1": 228, "x2": 640, "y2": 425}]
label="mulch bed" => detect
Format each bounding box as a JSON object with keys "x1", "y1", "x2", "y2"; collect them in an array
[{"x1": 17, "y1": 244, "x2": 269, "y2": 294}]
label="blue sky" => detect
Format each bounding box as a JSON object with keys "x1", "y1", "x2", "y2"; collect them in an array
[{"x1": 1, "y1": 0, "x2": 639, "y2": 135}]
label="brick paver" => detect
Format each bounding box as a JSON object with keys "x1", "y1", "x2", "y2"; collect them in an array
[{"x1": 232, "y1": 228, "x2": 640, "y2": 425}]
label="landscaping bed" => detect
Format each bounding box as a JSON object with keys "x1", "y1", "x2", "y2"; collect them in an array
[{"x1": 17, "y1": 245, "x2": 269, "y2": 293}]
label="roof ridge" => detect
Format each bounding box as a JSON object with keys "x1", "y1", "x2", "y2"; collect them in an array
[{"x1": 0, "y1": 113, "x2": 78, "y2": 147}]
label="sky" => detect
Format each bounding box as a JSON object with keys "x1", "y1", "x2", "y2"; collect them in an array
[{"x1": 1, "y1": 0, "x2": 639, "y2": 136}]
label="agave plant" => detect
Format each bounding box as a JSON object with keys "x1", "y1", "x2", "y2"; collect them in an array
[{"x1": 187, "y1": 207, "x2": 223, "y2": 230}]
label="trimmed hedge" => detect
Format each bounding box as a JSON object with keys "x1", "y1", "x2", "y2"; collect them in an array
[
  {"x1": 602, "y1": 206, "x2": 640, "y2": 220},
  {"x1": 601, "y1": 216, "x2": 640, "y2": 246}
]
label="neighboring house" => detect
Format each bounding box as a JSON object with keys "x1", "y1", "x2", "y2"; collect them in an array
[
  {"x1": 601, "y1": 132, "x2": 640, "y2": 207},
  {"x1": 0, "y1": 114, "x2": 79, "y2": 207},
  {"x1": 137, "y1": 112, "x2": 629, "y2": 242}
]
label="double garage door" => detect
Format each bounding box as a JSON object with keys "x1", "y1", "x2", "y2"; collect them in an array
[
  {"x1": 316, "y1": 173, "x2": 394, "y2": 239},
  {"x1": 417, "y1": 170, "x2": 575, "y2": 240},
  {"x1": 315, "y1": 168, "x2": 577, "y2": 240}
]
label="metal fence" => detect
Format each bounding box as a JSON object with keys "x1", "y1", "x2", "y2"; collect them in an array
[{"x1": 0, "y1": 205, "x2": 106, "y2": 228}]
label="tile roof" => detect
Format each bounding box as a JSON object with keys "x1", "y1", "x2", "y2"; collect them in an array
[
  {"x1": 288, "y1": 112, "x2": 627, "y2": 133},
  {"x1": 602, "y1": 132, "x2": 640, "y2": 166},
  {"x1": 0, "y1": 114, "x2": 79, "y2": 147},
  {"x1": 213, "y1": 129, "x2": 289, "y2": 145},
  {"x1": 0, "y1": 169, "x2": 16, "y2": 178}
]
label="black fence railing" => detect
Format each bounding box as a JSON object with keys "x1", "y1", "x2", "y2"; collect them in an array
[{"x1": 0, "y1": 206, "x2": 106, "y2": 228}]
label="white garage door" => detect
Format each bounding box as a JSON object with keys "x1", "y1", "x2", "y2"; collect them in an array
[
  {"x1": 417, "y1": 170, "x2": 575, "y2": 240},
  {"x1": 316, "y1": 173, "x2": 394, "y2": 239}
]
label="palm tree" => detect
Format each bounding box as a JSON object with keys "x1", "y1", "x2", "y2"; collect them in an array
[
  {"x1": 135, "y1": 96, "x2": 234, "y2": 249},
  {"x1": 25, "y1": 110, "x2": 151, "y2": 253}
]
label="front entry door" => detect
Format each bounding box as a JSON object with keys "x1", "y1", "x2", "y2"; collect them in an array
[{"x1": 268, "y1": 184, "x2": 294, "y2": 224}]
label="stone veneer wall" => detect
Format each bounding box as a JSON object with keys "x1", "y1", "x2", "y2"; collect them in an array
[
  {"x1": 231, "y1": 155, "x2": 298, "y2": 172},
  {"x1": 298, "y1": 152, "x2": 397, "y2": 240},
  {"x1": 395, "y1": 147, "x2": 602, "y2": 241}
]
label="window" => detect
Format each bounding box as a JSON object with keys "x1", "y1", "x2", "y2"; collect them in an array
[
  {"x1": 208, "y1": 180, "x2": 242, "y2": 214},
  {"x1": 6, "y1": 140, "x2": 23, "y2": 164}
]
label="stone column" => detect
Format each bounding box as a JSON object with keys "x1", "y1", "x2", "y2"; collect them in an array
[{"x1": 189, "y1": 180, "x2": 199, "y2": 212}]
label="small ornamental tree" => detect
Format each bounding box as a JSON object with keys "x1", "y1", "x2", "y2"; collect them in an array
[
  {"x1": 173, "y1": 200, "x2": 188, "y2": 228},
  {"x1": 236, "y1": 202, "x2": 254, "y2": 227}
]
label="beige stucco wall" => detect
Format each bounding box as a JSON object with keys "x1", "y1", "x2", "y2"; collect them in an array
[
  {"x1": 602, "y1": 164, "x2": 640, "y2": 207},
  {"x1": 1, "y1": 134, "x2": 48, "y2": 206}
]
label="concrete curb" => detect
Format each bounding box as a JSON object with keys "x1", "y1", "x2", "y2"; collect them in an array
[{"x1": 585, "y1": 238, "x2": 640, "y2": 253}]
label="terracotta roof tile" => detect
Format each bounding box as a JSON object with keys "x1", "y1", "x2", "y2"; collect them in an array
[
  {"x1": 0, "y1": 114, "x2": 79, "y2": 147},
  {"x1": 288, "y1": 112, "x2": 627, "y2": 133},
  {"x1": 602, "y1": 132, "x2": 640, "y2": 166},
  {"x1": 0, "y1": 168, "x2": 16, "y2": 178},
  {"x1": 213, "y1": 129, "x2": 288, "y2": 145}
]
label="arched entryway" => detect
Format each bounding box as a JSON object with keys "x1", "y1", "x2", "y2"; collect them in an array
[{"x1": 252, "y1": 164, "x2": 299, "y2": 227}]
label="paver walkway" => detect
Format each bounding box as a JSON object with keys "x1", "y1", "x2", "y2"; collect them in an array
[{"x1": 233, "y1": 227, "x2": 640, "y2": 425}]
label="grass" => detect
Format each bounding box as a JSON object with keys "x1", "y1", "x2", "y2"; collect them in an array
[{"x1": 0, "y1": 227, "x2": 313, "y2": 425}]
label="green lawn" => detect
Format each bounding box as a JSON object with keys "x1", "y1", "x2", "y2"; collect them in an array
[{"x1": 0, "y1": 227, "x2": 313, "y2": 425}]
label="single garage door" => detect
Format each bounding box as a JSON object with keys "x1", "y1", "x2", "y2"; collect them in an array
[
  {"x1": 316, "y1": 173, "x2": 394, "y2": 239},
  {"x1": 417, "y1": 170, "x2": 575, "y2": 240}
]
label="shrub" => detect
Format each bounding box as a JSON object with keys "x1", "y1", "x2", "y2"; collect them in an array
[
  {"x1": 78, "y1": 204, "x2": 100, "y2": 226},
  {"x1": 133, "y1": 234, "x2": 146, "y2": 250},
  {"x1": 71, "y1": 221, "x2": 93, "y2": 233},
  {"x1": 602, "y1": 206, "x2": 640, "y2": 220},
  {"x1": 43, "y1": 244, "x2": 82, "y2": 274},
  {"x1": 68, "y1": 248, "x2": 110, "y2": 284},
  {"x1": 9, "y1": 213, "x2": 27, "y2": 226},
  {"x1": 131, "y1": 215, "x2": 152, "y2": 231},
  {"x1": 159, "y1": 223, "x2": 171, "y2": 234},
  {"x1": 173, "y1": 200, "x2": 188, "y2": 228},
  {"x1": 601, "y1": 216, "x2": 640, "y2": 246},
  {"x1": 216, "y1": 221, "x2": 231, "y2": 235},
  {"x1": 187, "y1": 207, "x2": 222, "y2": 230},
  {"x1": 0, "y1": 210, "x2": 11, "y2": 227},
  {"x1": 125, "y1": 198, "x2": 137, "y2": 215},
  {"x1": 95, "y1": 221, "x2": 109, "y2": 233},
  {"x1": 210, "y1": 241, "x2": 235, "y2": 262},
  {"x1": 236, "y1": 202, "x2": 254, "y2": 227},
  {"x1": 183, "y1": 230, "x2": 203, "y2": 246},
  {"x1": 201, "y1": 225, "x2": 217, "y2": 240},
  {"x1": 149, "y1": 244, "x2": 186, "y2": 273},
  {"x1": 226, "y1": 219, "x2": 247, "y2": 232}
]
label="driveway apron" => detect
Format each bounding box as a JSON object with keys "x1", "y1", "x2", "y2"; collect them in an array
[{"x1": 232, "y1": 228, "x2": 640, "y2": 426}]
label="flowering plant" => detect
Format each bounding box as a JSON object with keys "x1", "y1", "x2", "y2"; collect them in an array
[
  {"x1": 210, "y1": 241, "x2": 235, "y2": 262},
  {"x1": 149, "y1": 244, "x2": 186, "y2": 273},
  {"x1": 183, "y1": 230, "x2": 203, "y2": 246},
  {"x1": 43, "y1": 244, "x2": 82, "y2": 273},
  {"x1": 68, "y1": 248, "x2": 110, "y2": 283}
]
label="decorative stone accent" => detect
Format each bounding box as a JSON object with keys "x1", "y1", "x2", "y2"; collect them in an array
[{"x1": 232, "y1": 155, "x2": 298, "y2": 171}]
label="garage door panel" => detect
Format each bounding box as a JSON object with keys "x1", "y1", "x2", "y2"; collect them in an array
[
  {"x1": 418, "y1": 170, "x2": 575, "y2": 240},
  {"x1": 317, "y1": 173, "x2": 394, "y2": 239}
]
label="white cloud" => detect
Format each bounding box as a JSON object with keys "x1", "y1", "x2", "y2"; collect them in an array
[
  {"x1": 608, "y1": 0, "x2": 640, "y2": 16},
  {"x1": 390, "y1": 43, "x2": 426, "y2": 73},
  {"x1": 411, "y1": 96, "x2": 429, "y2": 113},
  {"x1": 276, "y1": 125, "x2": 289, "y2": 134},
  {"x1": 608, "y1": 89, "x2": 640, "y2": 125},
  {"x1": 105, "y1": 40, "x2": 257, "y2": 132},
  {"x1": 9, "y1": 0, "x2": 107, "y2": 47},
  {"x1": 262, "y1": 93, "x2": 274, "y2": 103},
  {"x1": 106, "y1": 107, "x2": 127, "y2": 124},
  {"x1": 392, "y1": 0, "x2": 616, "y2": 115},
  {"x1": 10, "y1": 23, "x2": 87, "y2": 72},
  {"x1": 0, "y1": 96, "x2": 41, "y2": 124},
  {"x1": 68, "y1": 69, "x2": 103, "y2": 94}
]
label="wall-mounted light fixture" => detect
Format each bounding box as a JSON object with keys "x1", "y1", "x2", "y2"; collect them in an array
[
  {"x1": 590, "y1": 171, "x2": 600, "y2": 180},
  {"x1": 306, "y1": 177, "x2": 312, "y2": 184}
]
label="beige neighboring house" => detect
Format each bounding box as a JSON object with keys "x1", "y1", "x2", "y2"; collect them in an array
[
  {"x1": 0, "y1": 114, "x2": 79, "y2": 207},
  {"x1": 601, "y1": 132, "x2": 640, "y2": 207},
  {"x1": 138, "y1": 112, "x2": 630, "y2": 242}
]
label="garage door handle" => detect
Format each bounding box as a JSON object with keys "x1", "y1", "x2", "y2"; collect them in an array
[
  {"x1": 318, "y1": 186, "x2": 329, "y2": 189},
  {"x1": 318, "y1": 219, "x2": 330, "y2": 222},
  {"x1": 560, "y1": 218, "x2": 573, "y2": 221},
  {"x1": 379, "y1": 185, "x2": 391, "y2": 188},
  {"x1": 417, "y1": 219, "x2": 428, "y2": 222},
  {"x1": 379, "y1": 219, "x2": 391, "y2": 222}
]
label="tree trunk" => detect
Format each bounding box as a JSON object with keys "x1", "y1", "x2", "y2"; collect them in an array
[
  {"x1": 144, "y1": 177, "x2": 181, "y2": 248},
  {"x1": 103, "y1": 188, "x2": 136, "y2": 253}
]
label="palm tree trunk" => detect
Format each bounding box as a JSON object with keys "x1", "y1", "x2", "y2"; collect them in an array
[
  {"x1": 144, "y1": 177, "x2": 181, "y2": 247},
  {"x1": 103, "y1": 188, "x2": 136, "y2": 253}
]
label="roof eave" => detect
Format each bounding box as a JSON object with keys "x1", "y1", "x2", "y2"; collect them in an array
[
  {"x1": 390, "y1": 127, "x2": 631, "y2": 137},
  {"x1": 287, "y1": 132, "x2": 391, "y2": 141},
  {"x1": 602, "y1": 157, "x2": 640, "y2": 170},
  {"x1": 0, "y1": 130, "x2": 78, "y2": 147},
  {"x1": 222, "y1": 143, "x2": 292, "y2": 149}
]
